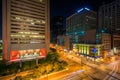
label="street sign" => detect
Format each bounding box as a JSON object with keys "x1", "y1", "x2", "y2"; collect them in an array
[{"x1": 93, "y1": 48, "x2": 97, "y2": 54}]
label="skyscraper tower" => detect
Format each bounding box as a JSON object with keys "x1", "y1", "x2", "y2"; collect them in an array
[
  {"x1": 2, "y1": 0, "x2": 50, "y2": 62},
  {"x1": 66, "y1": 7, "x2": 97, "y2": 47},
  {"x1": 98, "y1": 0, "x2": 120, "y2": 33}
]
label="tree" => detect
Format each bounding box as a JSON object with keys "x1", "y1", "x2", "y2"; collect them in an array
[
  {"x1": 53, "y1": 62, "x2": 60, "y2": 71},
  {"x1": 50, "y1": 48, "x2": 56, "y2": 52},
  {"x1": 40, "y1": 64, "x2": 46, "y2": 74},
  {"x1": 46, "y1": 52, "x2": 60, "y2": 62},
  {"x1": 0, "y1": 62, "x2": 7, "y2": 76},
  {"x1": 29, "y1": 60, "x2": 36, "y2": 68},
  {"x1": 46, "y1": 63, "x2": 53, "y2": 73},
  {"x1": 22, "y1": 61, "x2": 29, "y2": 71},
  {"x1": 33, "y1": 68, "x2": 42, "y2": 78},
  {"x1": 38, "y1": 58, "x2": 46, "y2": 64},
  {"x1": 59, "y1": 61, "x2": 68, "y2": 70},
  {"x1": 8, "y1": 62, "x2": 19, "y2": 74}
]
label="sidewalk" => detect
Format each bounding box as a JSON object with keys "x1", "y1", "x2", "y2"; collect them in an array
[
  {"x1": 38, "y1": 69, "x2": 68, "y2": 80},
  {"x1": 0, "y1": 70, "x2": 33, "y2": 80}
]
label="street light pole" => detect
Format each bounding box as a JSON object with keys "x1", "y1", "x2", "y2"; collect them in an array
[
  {"x1": 19, "y1": 60, "x2": 22, "y2": 68},
  {"x1": 81, "y1": 56, "x2": 83, "y2": 69}
]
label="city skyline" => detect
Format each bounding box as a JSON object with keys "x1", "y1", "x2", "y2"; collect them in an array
[
  {"x1": 0, "y1": 0, "x2": 120, "y2": 80},
  {"x1": 0, "y1": 0, "x2": 114, "y2": 39}
]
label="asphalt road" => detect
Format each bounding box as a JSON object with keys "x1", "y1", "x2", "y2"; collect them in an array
[
  {"x1": 1, "y1": 45, "x2": 120, "y2": 80},
  {"x1": 60, "y1": 54, "x2": 120, "y2": 80}
]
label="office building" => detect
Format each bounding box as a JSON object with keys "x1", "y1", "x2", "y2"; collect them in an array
[
  {"x1": 2, "y1": 0, "x2": 50, "y2": 62},
  {"x1": 51, "y1": 16, "x2": 64, "y2": 43},
  {"x1": 82, "y1": 29, "x2": 96, "y2": 44},
  {"x1": 66, "y1": 7, "x2": 97, "y2": 47},
  {"x1": 112, "y1": 33, "x2": 120, "y2": 54},
  {"x1": 57, "y1": 35, "x2": 70, "y2": 50},
  {"x1": 0, "y1": 41, "x2": 3, "y2": 61},
  {"x1": 96, "y1": 33, "x2": 111, "y2": 51},
  {"x1": 98, "y1": 0, "x2": 120, "y2": 32}
]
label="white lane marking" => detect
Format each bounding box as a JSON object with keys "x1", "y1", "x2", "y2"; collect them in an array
[
  {"x1": 109, "y1": 63, "x2": 118, "y2": 80},
  {"x1": 85, "y1": 73, "x2": 94, "y2": 80},
  {"x1": 103, "y1": 64, "x2": 116, "y2": 80},
  {"x1": 60, "y1": 70, "x2": 85, "y2": 80}
]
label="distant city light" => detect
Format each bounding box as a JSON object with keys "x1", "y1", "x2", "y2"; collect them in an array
[
  {"x1": 113, "y1": 47, "x2": 116, "y2": 53},
  {"x1": 101, "y1": 30, "x2": 105, "y2": 33},
  {"x1": 39, "y1": 0, "x2": 43, "y2": 2},
  {"x1": 77, "y1": 7, "x2": 90, "y2": 13},
  {"x1": 81, "y1": 31, "x2": 85, "y2": 34}
]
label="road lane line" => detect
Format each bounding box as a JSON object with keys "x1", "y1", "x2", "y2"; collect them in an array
[
  {"x1": 103, "y1": 64, "x2": 116, "y2": 80},
  {"x1": 109, "y1": 63, "x2": 118, "y2": 80}
]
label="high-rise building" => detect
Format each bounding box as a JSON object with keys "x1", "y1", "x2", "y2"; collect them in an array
[
  {"x1": 96, "y1": 33, "x2": 111, "y2": 51},
  {"x1": 57, "y1": 35, "x2": 70, "y2": 50},
  {"x1": 83, "y1": 29, "x2": 96, "y2": 44},
  {"x1": 51, "y1": 16, "x2": 64, "y2": 43},
  {"x1": 66, "y1": 7, "x2": 97, "y2": 47},
  {"x1": 98, "y1": 0, "x2": 120, "y2": 32},
  {"x1": 2, "y1": 0, "x2": 50, "y2": 62},
  {"x1": 112, "y1": 33, "x2": 120, "y2": 53}
]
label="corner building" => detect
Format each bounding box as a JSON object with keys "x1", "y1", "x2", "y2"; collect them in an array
[
  {"x1": 66, "y1": 7, "x2": 97, "y2": 48},
  {"x1": 2, "y1": 0, "x2": 50, "y2": 62}
]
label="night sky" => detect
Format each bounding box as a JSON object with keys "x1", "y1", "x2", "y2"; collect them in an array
[
  {"x1": 50, "y1": 0, "x2": 114, "y2": 18},
  {"x1": 0, "y1": 0, "x2": 114, "y2": 39}
]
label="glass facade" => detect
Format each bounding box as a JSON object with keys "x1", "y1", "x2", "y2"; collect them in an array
[{"x1": 66, "y1": 8, "x2": 97, "y2": 44}]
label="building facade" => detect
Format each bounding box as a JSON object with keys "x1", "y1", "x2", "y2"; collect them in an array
[
  {"x1": 98, "y1": 0, "x2": 120, "y2": 32},
  {"x1": 66, "y1": 7, "x2": 97, "y2": 47},
  {"x1": 96, "y1": 33, "x2": 111, "y2": 51},
  {"x1": 112, "y1": 33, "x2": 120, "y2": 54},
  {"x1": 51, "y1": 16, "x2": 64, "y2": 43},
  {"x1": 57, "y1": 35, "x2": 70, "y2": 50},
  {"x1": 2, "y1": 0, "x2": 50, "y2": 62},
  {"x1": 73, "y1": 44, "x2": 103, "y2": 57},
  {"x1": 82, "y1": 29, "x2": 96, "y2": 44}
]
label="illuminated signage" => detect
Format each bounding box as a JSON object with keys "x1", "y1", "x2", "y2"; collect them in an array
[
  {"x1": 77, "y1": 8, "x2": 83, "y2": 13},
  {"x1": 77, "y1": 7, "x2": 90, "y2": 13},
  {"x1": 10, "y1": 49, "x2": 46, "y2": 61},
  {"x1": 93, "y1": 48, "x2": 97, "y2": 53},
  {"x1": 85, "y1": 7, "x2": 90, "y2": 11}
]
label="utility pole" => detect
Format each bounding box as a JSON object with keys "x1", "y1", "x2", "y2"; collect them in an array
[
  {"x1": 36, "y1": 58, "x2": 38, "y2": 66},
  {"x1": 19, "y1": 60, "x2": 22, "y2": 68}
]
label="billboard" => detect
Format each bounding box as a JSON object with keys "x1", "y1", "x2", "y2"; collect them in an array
[{"x1": 10, "y1": 48, "x2": 46, "y2": 61}]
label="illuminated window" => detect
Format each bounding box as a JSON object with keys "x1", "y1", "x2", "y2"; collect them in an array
[
  {"x1": 16, "y1": 17, "x2": 21, "y2": 20},
  {"x1": 42, "y1": 20, "x2": 45, "y2": 24},
  {"x1": 39, "y1": 0, "x2": 43, "y2": 2},
  {"x1": 31, "y1": 22, "x2": 35, "y2": 25},
  {"x1": 11, "y1": 34, "x2": 21, "y2": 37}
]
